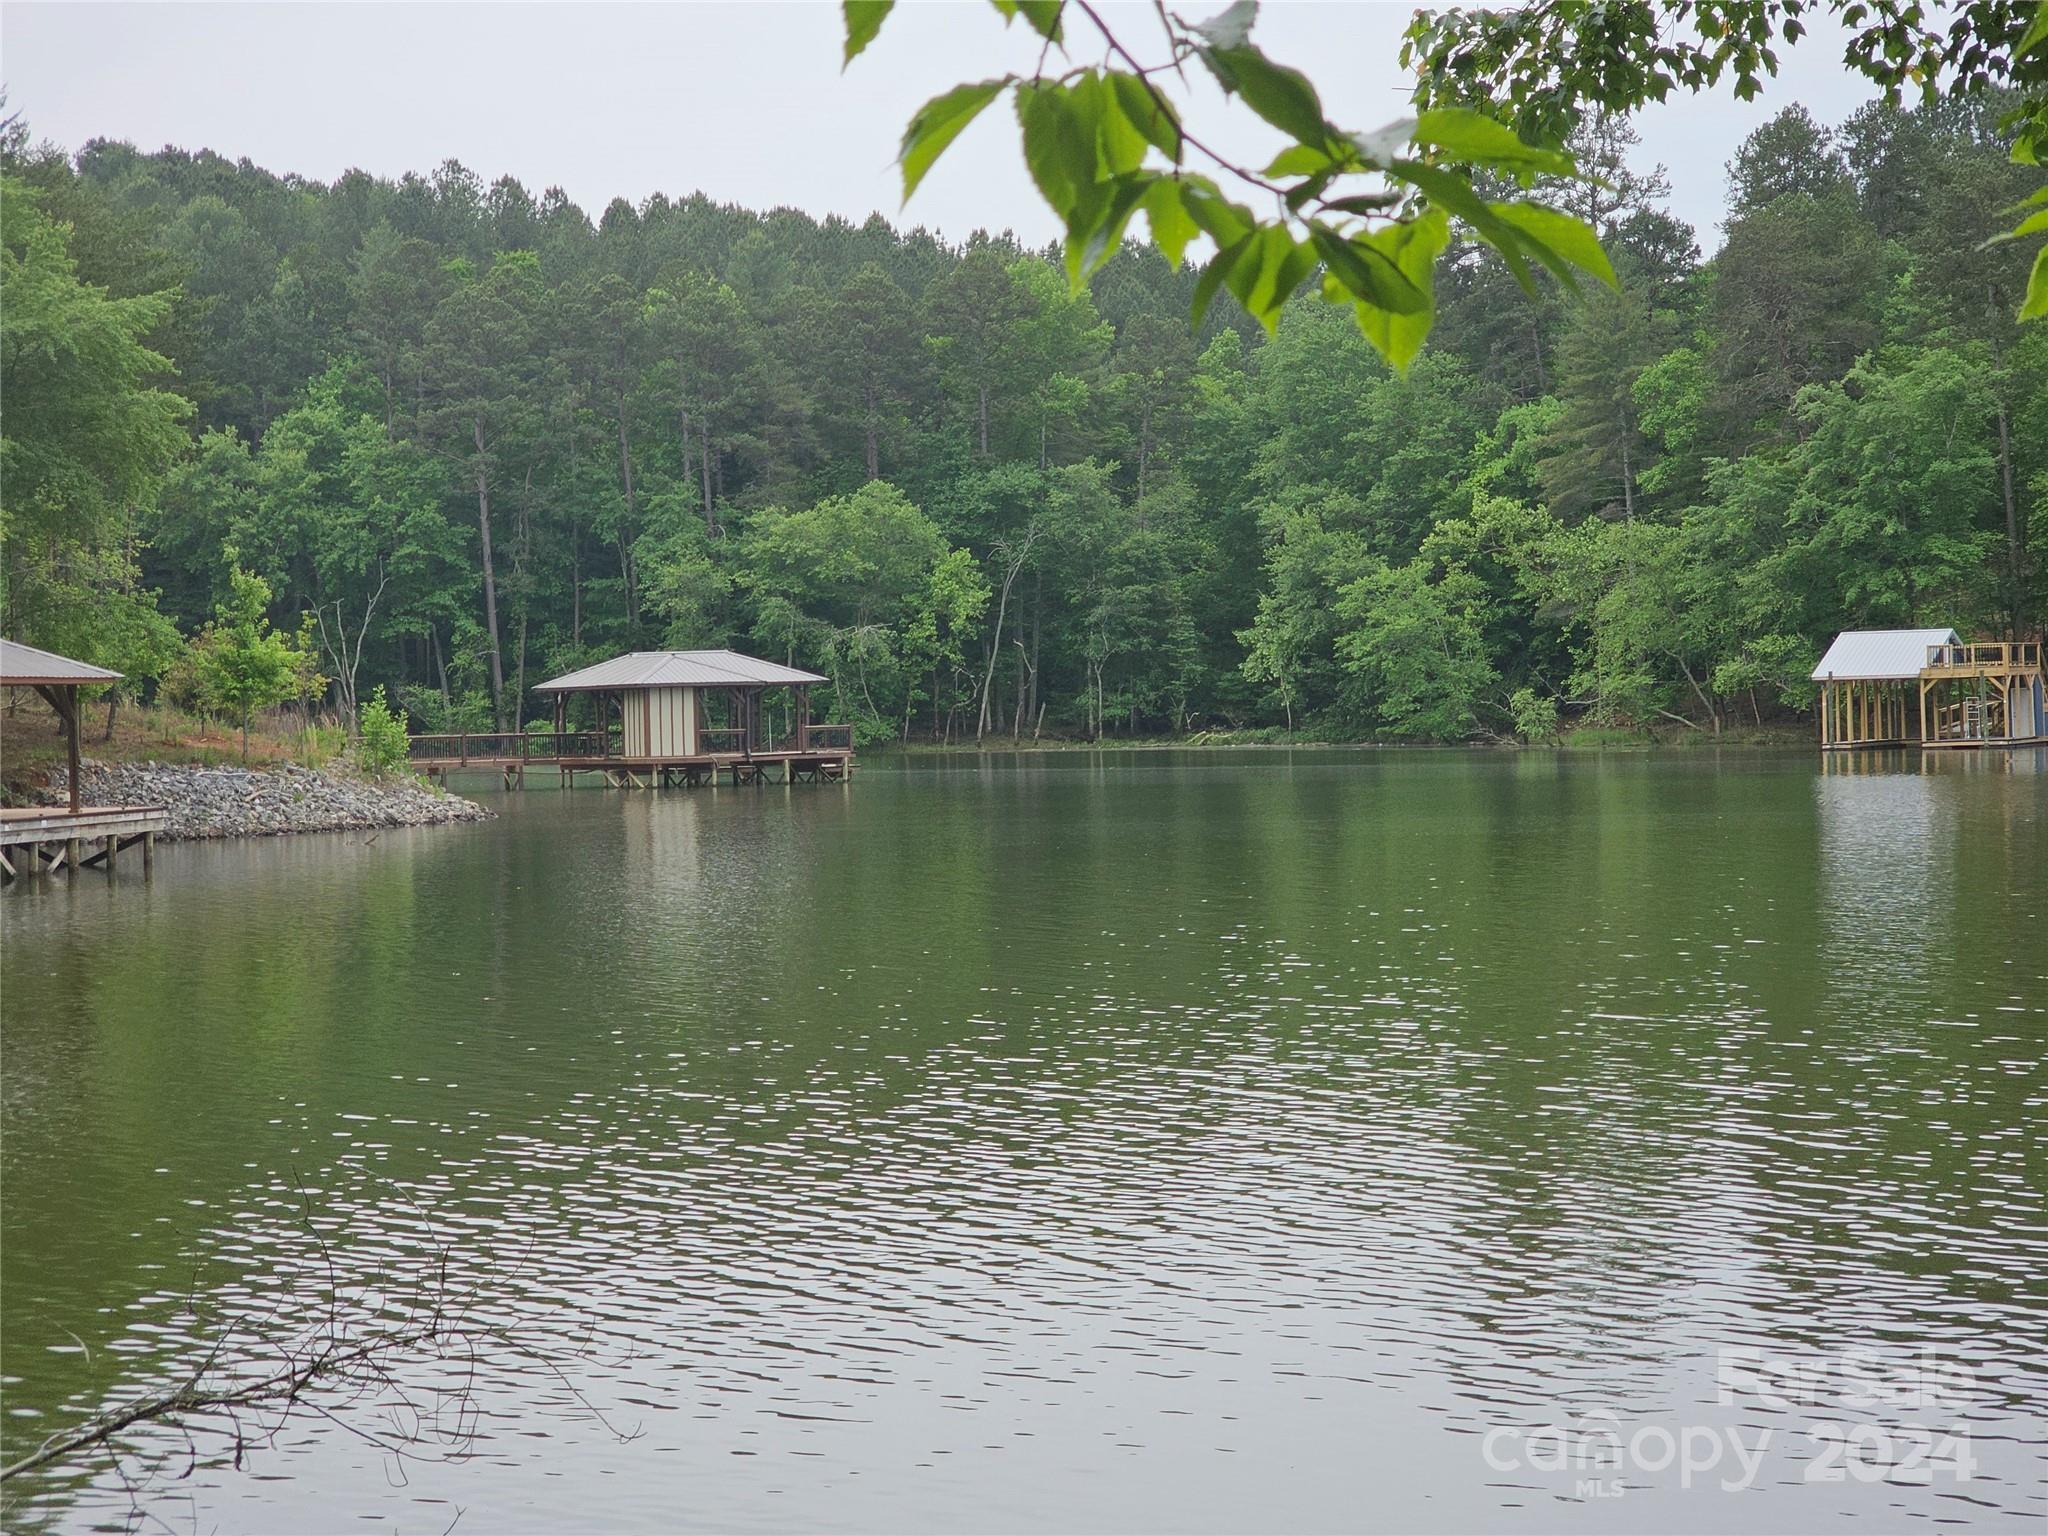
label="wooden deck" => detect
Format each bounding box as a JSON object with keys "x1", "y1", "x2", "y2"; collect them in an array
[
  {"x1": 1, "y1": 804, "x2": 167, "y2": 881},
  {"x1": 1917, "y1": 640, "x2": 2046, "y2": 749},
  {"x1": 408, "y1": 729, "x2": 854, "y2": 789}
]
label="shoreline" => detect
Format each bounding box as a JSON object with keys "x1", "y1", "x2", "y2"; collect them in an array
[
  {"x1": 867, "y1": 728, "x2": 1819, "y2": 757},
  {"x1": 37, "y1": 760, "x2": 492, "y2": 843}
]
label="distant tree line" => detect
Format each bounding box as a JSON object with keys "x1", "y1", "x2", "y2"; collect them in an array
[{"x1": 1, "y1": 96, "x2": 2042, "y2": 743}]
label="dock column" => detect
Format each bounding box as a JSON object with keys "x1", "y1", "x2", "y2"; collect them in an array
[{"x1": 142, "y1": 831, "x2": 155, "y2": 874}]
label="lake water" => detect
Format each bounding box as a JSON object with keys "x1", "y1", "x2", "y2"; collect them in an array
[{"x1": 3, "y1": 748, "x2": 2044, "y2": 1533}]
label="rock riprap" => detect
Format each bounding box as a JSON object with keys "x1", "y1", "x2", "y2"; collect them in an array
[{"x1": 39, "y1": 760, "x2": 492, "y2": 841}]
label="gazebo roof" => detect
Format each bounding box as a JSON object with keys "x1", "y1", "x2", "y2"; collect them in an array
[
  {"x1": 0, "y1": 639, "x2": 123, "y2": 686},
  {"x1": 533, "y1": 649, "x2": 826, "y2": 693}
]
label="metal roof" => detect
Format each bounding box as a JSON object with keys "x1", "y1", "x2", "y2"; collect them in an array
[
  {"x1": 532, "y1": 649, "x2": 828, "y2": 692},
  {"x1": 1809, "y1": 628, "x2": 1959, "y2": 681},
  {"x1": 0, "y1": 639, "x2": 123, "y2": 685}
]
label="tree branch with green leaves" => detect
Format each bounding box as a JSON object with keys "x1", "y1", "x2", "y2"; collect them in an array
[
  {"x1": 1402, "y1": 0, "x2": 2048, "y2": 317},
  {"x1": 849, "y1": 0, "x2": 2048, "y2": 340},
  {"x1": 844, "y1": 0, "x2": 1616, "y2": 370}
]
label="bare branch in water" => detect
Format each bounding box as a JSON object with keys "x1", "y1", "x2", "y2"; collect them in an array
[{"x1": 1, "y1": 1184, "x2": 642, "y2": 1495}]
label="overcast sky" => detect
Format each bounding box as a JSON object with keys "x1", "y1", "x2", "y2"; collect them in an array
[{"x1": 5, "y1": 1, "x2": 1880, "y2": 253}]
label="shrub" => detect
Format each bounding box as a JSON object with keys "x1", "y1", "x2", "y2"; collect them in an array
[
  {"x1": 354, "y1": 687, "x2": 411, "y2": 776},
  {"x1": 1510, "y1": 687, "x2": 1560, "y2": 744}
]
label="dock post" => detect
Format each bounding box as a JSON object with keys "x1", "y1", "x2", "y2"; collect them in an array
[
  {"x1": 65, "y1": 837, "x2": 80, "y2": 875},
  {"x1": 104, "y1": 834, "x2": 117, "y2": 874},
  {"x1": 142, "y1": 831, "x2": 155, "y2": 874}
]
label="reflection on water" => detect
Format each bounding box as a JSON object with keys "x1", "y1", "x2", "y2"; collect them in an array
[
  {"x1": 1817, "y1": 766, "x2": 1955, "y2": 1020},
  {"x1": 2, "y1": 748, "x2": 2043, "y2": 1533}
]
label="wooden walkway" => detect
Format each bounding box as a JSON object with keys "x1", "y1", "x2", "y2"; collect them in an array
[{"x1": 1, "y1": 804, "x2": 166, "y2": 881}]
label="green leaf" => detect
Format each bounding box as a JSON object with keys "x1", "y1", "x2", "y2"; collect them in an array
[
  {"x1": 1397, "y1": 159, "x2": 1551, "y2": 294},
  {"x1": 842, "y1": 0, "x2": 894, "y2": 67},
  {"x1": 2019, "y1": 0, "x2": 2048, "y2": 56},
  {"x1": 1192, "y1": 235, "x2": 1255, "y2": 328},
  {"x1": 1066, "y1": 174, "x2": 1153, "y2": 284},
  {"x1": 1390, "y1": 160, "x2": 1499, "y2": 231},
  {"x1": 1264, "y1": 144, "x2": 1335, "y2": 177},
  {"x1": 2023, "y1": 244, "x2": 2048, "y2": 322},
  {"x1": 1109, "y1": 73, "x2": 1183, "y2": 160},
  {"x1": 1016, "y1": 80, "x2": 1098, "y2": 210},
  {"x1": 1307, "y1": 224, "x2": 1429, "y2": 315},
  {"x1": 1204, "y1": 45, "x2": 1328, "y2": 146},
  {"x1": 1085, "y1": 74, "x2": 1148, "y2": 176},
  {"x1": 1488, "y1": 201, "x2": 1617, "y2": 289},
  {"x1": 1989, "y1": 206, "x2": 2048, "y2": 243},
  {"x1": 1412, "y1": 107, "x2": 1574, "y2": 174},
  {"x1": 1224, "y1": 226, "x2": 1316, "y2": 331},
  {"x1": 900, "y1": 79, "x2": 1011, "y2": 202},
  {"x1": 1145, "y1": 179, "x2": 1199, "y2": 268},
  {"x1": 1019, "y1": 80, "x2": 1097, "y2": 210},
  {"x1": 1011, "y1": 0, "x2": 1065, "y2": 41},
  {"x1": 1179, "y1": 178, "x2": 1256, "y2": 247},
  {"x1": 1350, "y1": 209, "x2": 1450, "y2": 373}
]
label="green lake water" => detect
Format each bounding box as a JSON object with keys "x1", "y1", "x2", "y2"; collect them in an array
[{"x1": 2, "y1": 747, "x2": 2043, "y2": 1532}]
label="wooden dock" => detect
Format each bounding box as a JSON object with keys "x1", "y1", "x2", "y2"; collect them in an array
[
  {"x1": 407, "y1": 728, "x2": 853, "y2": 790},
  {"x1": 1, "y1": 805, "x2": 167, "y2": 881}
]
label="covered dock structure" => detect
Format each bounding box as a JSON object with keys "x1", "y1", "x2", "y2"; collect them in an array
[
  {"x1": 408, "y1": 649, "x2": 854, "y2": 787},
  {"x1": 1812, "y1": 628, "x2": 2046, "y2": 750},
  {"x1": 1, "y1": 640, "x2": 165, "y2": 880}
]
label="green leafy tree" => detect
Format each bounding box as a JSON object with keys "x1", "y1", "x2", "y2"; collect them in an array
[
  {"x1": 0, "y1": 175, "x2": 189, "y2": 679},
  {"x1": 354, "y1": 685, "x2": 412, "y2": 776},
  {"x1": 191, "y1": 558, "x2": 322, "y2": 759},
  {"x1": 1335, "y1": 559, "x2": 1498, "y2": 740}
]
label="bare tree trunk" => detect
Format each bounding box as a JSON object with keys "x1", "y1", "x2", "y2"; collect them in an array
[
  {"x1": 1673, "y1": 653, "x2": 1721, "y2": 733},
  {"x1": 617, "y1": 405, "x2": 639, "y2": 621},
  {"x1": 472, "y1": 419, "x2": 507, "y2": 729},
  {"x1": 1996, "y1": 399, "x2": 2024, "y2": 633},
  {"x1": 700, "y1": 421, "x2": 716, "y2": 534},
  {"x1": 977, "y1": 382, "x2": 989, "y2": 458},
  {"x1": 1137, "y1": 401, "x2": 1151, "y2": 506},
  {"x1": 514, "y1": 578, "x2": 528, "y2": 720},
  {"x1": 864, "y1": 383, "x2": 880, "y2": 480},
  {"x1": 1619, "y1": 421, "x2": 1635, "y2": 524},
  {"x1": 975, "y1": 529, "x2": 1038, "y2": 740},
  {"x1": 1028, "y1": 570, "x2": 1042, "y2": 724},
  {"x1": 431, "y1": 625, "x2": 451, "y2": 704}
]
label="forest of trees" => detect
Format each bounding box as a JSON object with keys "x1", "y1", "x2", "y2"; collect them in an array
[{"x1": 3, "y1": 94, "x2": 2043, "y2": 745}]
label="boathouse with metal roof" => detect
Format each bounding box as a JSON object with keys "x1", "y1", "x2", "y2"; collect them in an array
[{"x1": 1811, "y1": 628, "x2": 2046, "y2": 749}]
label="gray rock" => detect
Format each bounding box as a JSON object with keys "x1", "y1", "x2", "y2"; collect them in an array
[{"x1": 38, "y1": 760, "x2": 492, "y2": 842}]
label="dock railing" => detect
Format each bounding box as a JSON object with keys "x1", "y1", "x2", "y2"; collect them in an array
[
  {"x1": 799, "y1": 723, "x2": 854, "y2": 751},
  {"x1": 698, "y1": 726, "x2": 750, "y2": 756},
  {"x1": 406, "y1": 724, "x2": 856, "y2": 765},
  {"x1": 1923, "y1": 640, "x2": 2043, "y2": 673},
  {"x1": 407, "y1": 729, "x2": 610, "y2": 765}
]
